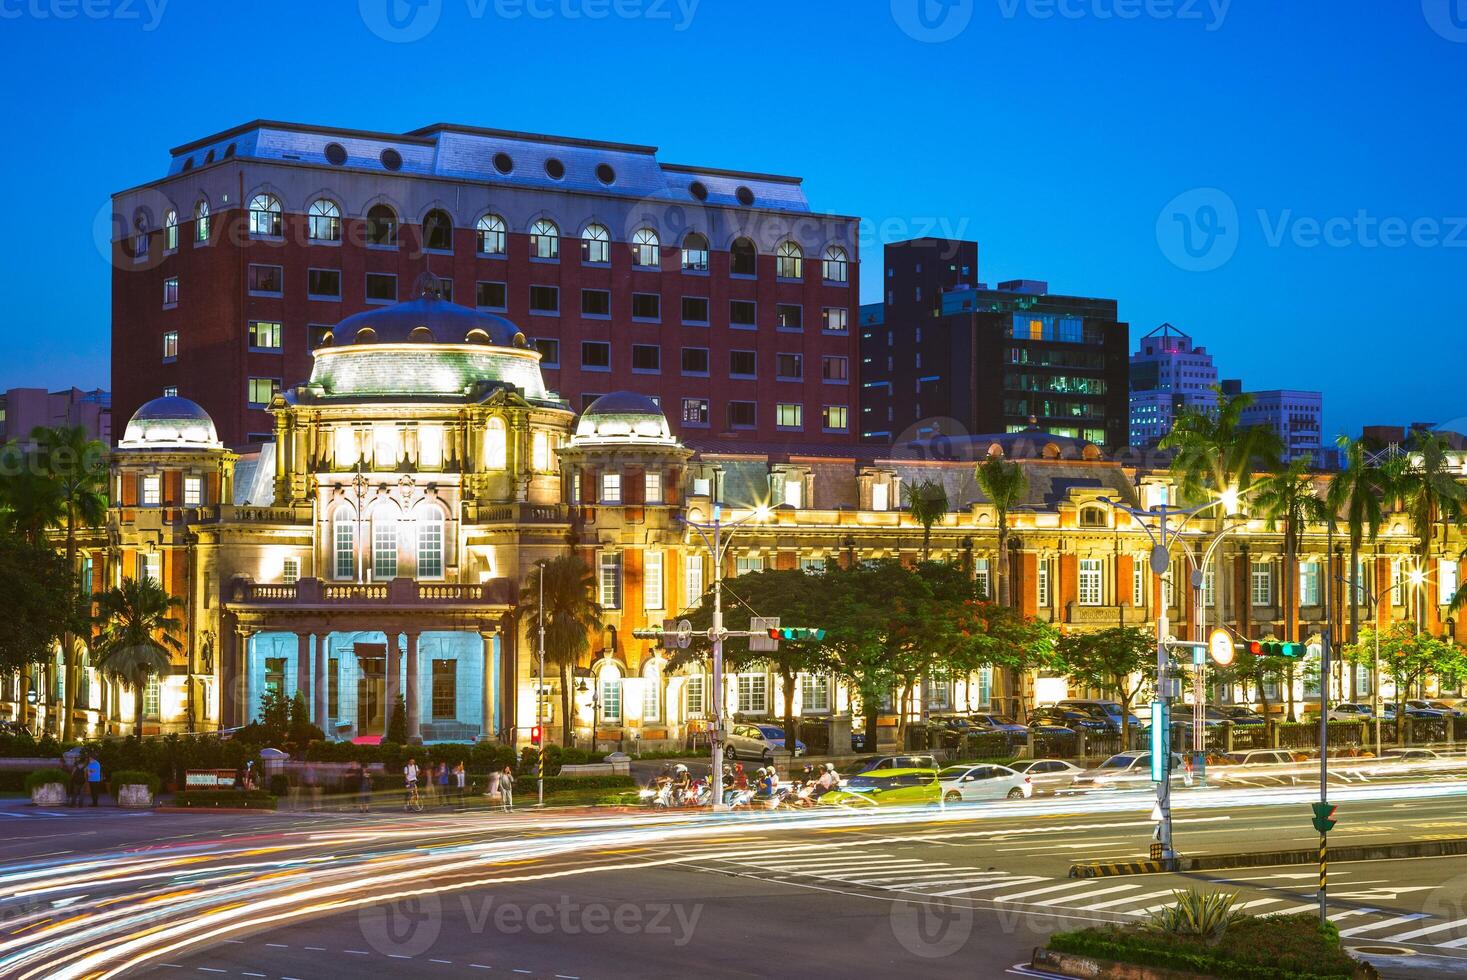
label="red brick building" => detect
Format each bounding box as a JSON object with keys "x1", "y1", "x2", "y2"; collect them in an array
[{"x1": 110, "y1": 120, "x2": 861, "y2": 448}]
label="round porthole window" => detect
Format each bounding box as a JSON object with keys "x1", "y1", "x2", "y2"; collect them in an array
[
  {"x1": 689, "y1": 180, "x2": 709, "y2": 201},
  {"x1": 545, "y1": 158, "x2": 565, "y2": 180},
  {"x1": 596, "y1": 163, "x2": 616, "y2": 185},
  {"x1": 493, "y1": 152, "x2": 514, "y2": 175},
  {"x1": 380, "y1": 148, "x2": 403, "y2": 171},
  {"x1": 735, "y1": 185, "x2": 755, "y2": 206},
  {"x1": 325, "y1": 142, "x2": 348, "y2": 166}
]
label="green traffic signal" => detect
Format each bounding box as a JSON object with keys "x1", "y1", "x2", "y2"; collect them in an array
[
  {"x1": 1247, "y1": 639, "x2": 1305, "y2": 658},
  {"x1": 1311, "y1": 801, "x2": 1337, "y2": 833},
  {"x1": 767, "y1": 627, "x2": 827, "y2": 642}
]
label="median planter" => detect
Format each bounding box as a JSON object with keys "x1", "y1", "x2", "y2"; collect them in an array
[
  {"x1": 23, "y1": 768, "x2": 67, "y2": 806},
  {"x1": 111, "y1": 770, "x2": 161, "y2": 808}
]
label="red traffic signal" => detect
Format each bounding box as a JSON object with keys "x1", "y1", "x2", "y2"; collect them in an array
[{"x1": 530, "y1": 726, "x2": 542, "y2": 746}]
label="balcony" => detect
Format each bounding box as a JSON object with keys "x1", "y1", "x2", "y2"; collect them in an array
[
  {"x1": 1065, "y1": 604, "x2": 1151, "y2": 626},
  {"x1": 471, "y1": 502, "x2": 567, "y2": 525},
  {"x1": 229, "y1": 576, "x2": 514, "y2": 609}
]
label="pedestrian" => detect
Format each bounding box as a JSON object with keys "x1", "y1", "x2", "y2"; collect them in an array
[
  {"x1": 403, "y1": 757, "x2": 420, "y2": 808},
  {"x1": 86, "y1": 755, "x2": 103, "y2": 806},
  {"x1": 453, "y1": 761, "x2": 466, "y2": 805},
  {"x1": 304, "y1": 761, "x2": 321, "y2": 811},
  {"x1": 357, "y1": 763, "x2": 373, "y2": 813},
  {"x1": 68, "y1": 758, "x2": 87, "y2": 808},
  {"x1": 499, "y1": 765, "x2": 515, "y2": 812},
  {"x1": 436, "y1": 762, "x2": 450, "y2": 806},
  {"x1": 485, "y1": 766, "x2": 502, "y2": 806}
]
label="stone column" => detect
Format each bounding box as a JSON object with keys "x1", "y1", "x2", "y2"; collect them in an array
[
  {"x1": 385, "y1": 633, "x2": 401, "y2": 738},
  {"x1": 405, "y1": 631, "x2": 422, "y2": 744},
  {"x1": 235, "y1": 628, "x2": 254, "y2": 728},
  {"x1": 481, "y1": 630, "x2": 497, "y2": 741},
  {"x1": 313, "y1": 633, "x2": 328, "y2": 734},
  {"x1": 296, "y1": 632, "x2": 312, "y2": 708}
]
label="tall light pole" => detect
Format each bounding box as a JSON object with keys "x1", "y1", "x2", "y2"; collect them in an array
[
  {"x1": 536, "y1": 558, "x2": 547, "y2": 808},
  {"x1": 1175, "y1": 516, "x2": 1247, "y2": 782}
]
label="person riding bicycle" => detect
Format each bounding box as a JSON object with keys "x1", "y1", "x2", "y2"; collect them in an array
[{"x1": 403, "y1": 757, "x2": 420, "y2": 809}]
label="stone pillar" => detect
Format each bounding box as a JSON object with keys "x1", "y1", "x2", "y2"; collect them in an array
[
  {"x1": 313, "y1": 633, "x2": 328, "y2": 735},
  {"x1": 481, "y1": 630, "x2": 497, "y2": 741},
  {"x1": 405, "y1": 631, "x2": 422, "y2": 744},
  {"x1": 385, "y1": 633, "x2": 401, "y2": 739},
  {"x1": 234, "y1": 628, "x2": 254, "y2": 728},
  {"x1": 295, "y1": 632, "x2": 312, "y2": 708}
]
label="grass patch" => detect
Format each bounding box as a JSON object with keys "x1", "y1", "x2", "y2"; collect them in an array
[{"x1": 173, "y1": 790, "x2": 278, "y2": 810}]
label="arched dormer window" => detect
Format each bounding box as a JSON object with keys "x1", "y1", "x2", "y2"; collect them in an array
[
  {"x1": 332, "y1": 505, "x2": 357, "y2": 580},
  {"x1": 485, "y1": 416, "x2": 508, "y2": 470},
  {"x1": 631, "y1": 228, "x2": 660, "y2": 267},
  {"x1": 682, "y1": 233, "x2": 709, "y2": 271},
  {"x1": 581, "y1": 223, "x2": 610, "y2": 264},
  {"x1": 248, "y1": 194, "x2": 282, "y2": 238},
  {"x1": 529, "y1": 218, "x2": 559, "y2": 259},
  {"x1": 308, "y1": 199, "x2": 341, "y2": 241},
  {"x1": 1079, "y1": 505, "x2": 1109, "y2": 528},
  {"x1": 476, "y1": 213, "x2": 506, "y2": 255},
  {"x1": 366, "y1": 204, "x2": 398, "y2": 247},
  {"x1": 415, "y1": 502, "x2": 445, "y2": 579},
  {"x1": 775, "y1": 240, "x2": 803, "y2": 280},
  {"x1": 822, "y1": 245, "x2": 849, "y2": 283}
]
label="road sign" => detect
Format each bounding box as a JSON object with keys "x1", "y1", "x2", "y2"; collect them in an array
[
  {"x1": 1149, "y1": 701, "x2": 1168, "y2": 781},
  {"x1": 676, "y1": 619, "x2": 693, "y2": 650},
  {"x1": 749, "y1": 617, "x2": 780, "y2": 651},
  {"x1": 1209, "y1": 627, "x2": 1235, "y2": 666},
  {"x1": 24, "y1": 688, "x2": 37, "y2": 706},
  {"x1": 1312, "y1": 801, "x2": 1338, "y2": 833}
]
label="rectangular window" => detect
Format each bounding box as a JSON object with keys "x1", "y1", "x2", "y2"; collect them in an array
[
  {"x1": 872, "y1": 482, "x2": 889, "y2": 512},
  {"x1": 163, "y1": 386, "x2": 178, "y2": 398},
  {"x1": 801, "y1": 674, "x2": 831, "y2": 712},
  {"x1": 644, "y1": 550, "x2": 664, "y2": 610},
  {"x1": 685, "y1": 556, "x2": 704, "y2": 608},
  {"x1": 685, "y1": 674, "x2": 705, "y2": 716},
  {"x1": 247, "y1": 377, "x2": 280, "y2": 407},
  {"x1": 799, "y1": 557, "x2": 825, "y2": 573},
  {"x1": 776, "y1": 304, "x2": 803, "y2": 330},
  {"x1": 1251, "y1": 561, "x2": 1272, "y2": 606},
  {"x1": 682, "y1": 296, "x2": 709, "y2": 324},
  {"x1": 1133, "y1": 562, "x2": 1146, "y2": 607},
  {"x1": 248, "y1": 264, "x2": 283, "y2": 295},
  {"x1": 783, "y1": 478, "x2": 803, "y2": 509},
  {"x1": 974, "y1": 558, "x2": 991, "y2": 600},
  {"x1": 822, "y1": 356, "x2": 849, "y2": 382},
  {"x1": 581, "y1": 393, "x2": 604, "y2": 412},
  {"x1": 142, "y1": 551, "x2": 161, "y2": 584},
  {"x1": 365, "y1": 273, "x2": 397, "y2": 303},
  {"x1": 631, "y1": 293, "x2": 661, "y2": 320},
  {"x1": 601, "y1": 472, "x2": 622, "y2": 503},
  {"x1": 430, "y1": 659, "x2": 457, "y2": 719},
  {"x1": 681, "y1": 347, "x2": 709, "y2": 375},
  {"x1": 281, "y1": 557, "x2": 300, "y2": 585},
  {"x1": 334, "y1": 520, "x2": 354, "y2": 579},
  {"x1": 645, "y1": 471, "x2": 663, "y2": 504},
  {"x1": 822, "y1": 307, "x2": 849, "y2": 333},
  {"x1": 163, "y1": 277, "x2": 179, "y2": 306},
  {"x1": 735, "y1": 555, "x2": 764, "y2": 576},
  {"x1": 776, "y1": 403, "x2": 803, "y2": 429},
  {"x1": 631, "y1": 344, "x2": 661, "y2": 373},
  {"x1": 183, "y1": 476, "x2": 202, "y2": 507},
  {"x1": 599, "y1": 552, "x2": 622, "y2": 609},
  {"x1": 417, "y1": 517, "x2": 444, "y2": 578},
  {"x1": 737, "y1": 674, "x2": 767, "y2": 713},
  {"x1": 1038, "y1": 560, "x2": 1050, "y2": 607},
  {"x1": 162, "y1": 331, "x2": 178, "y2": 360},
  {"x1": 822, "y1": 405, "x2": 848, "y2": 431},
  {"x1": 727, "y1": 401, "x2": 756, "y2": 429},
  {"x1": 1203, "y1": 567, "x2": 1216, "y2": 609},
  {"x1": 373, "y1": 520, "x2": 398, "y2": 579},
  {"x1": 533, "y1": 338, "x2": 560, "y2": 367},
  {"x1": 729, "y1": 299, "x2": 757, "y2": 329},
  {"x1": 582, "y1": 341, "x2": 611, "y2": 370},
  {"x1": 776, "y1": 353, "x2": 803, "y2": 380},
  {"x1": 143, "y1": 675, "x2": 160, "y2": 719},
  {"x1": 248, "y1": 320, "x2": 282, "y2": 351},
  {"x1": 581, "y1": 289, "x2": 610, "y2": 316},
  {"x1": 141, "y1": 474, "x2": 161, "y2": 506},
  {"x1": 529, "y1": 285, "x2": 560, "y2": 313},
  {"x1": 1441, "y1": 560, "x2": 1460, "y2": 606},
  {"x1": 476, "y1": 280, "x2": 507, "y2": 310},
  {"x1": 730, "y1": 349, "x2": 757, "y2": 378},
  {"x1": 643, "y1": 674, "x2": 660, "y2": 722},
  {"x1": 308, "y1": 324, "x2": 333, "y2": 350},
  {"x1": 1299, "y1": 560, "x2": 1321, "y2": 606},
  {"x1": 1079, "y1": 558, "x2": 1104, "y2": 606},
  {"x1": 600, "y1": 678, "x2": 621, "y2": 722},
  {"x1": 307, "y1": 268, "x2": 341, "y2": 298},
  {"x1": 682, "y1": 398, "x2": 709, "y2": 426},
  {"x1": 328, "y1": 658, "x2": 339, "y2": 721}
]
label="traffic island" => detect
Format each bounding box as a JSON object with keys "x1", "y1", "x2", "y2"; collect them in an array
[{"x1": 1070, "y1": 836, "x2": 1467, "y2": 878}]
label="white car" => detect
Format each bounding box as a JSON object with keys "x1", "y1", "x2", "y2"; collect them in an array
[
  {"x1": 1009, "y1": 759, "x2": 1084, "y2": 794},
  {"x1": 724, "y1": 723, "x2": 806, "y2": 761},
  {"x1": 1328, "y1": 702, "x2": 1374, "y2": 721},
  {"x1": 937, "y1": 764, "x2": 1033, "y2": 803},
  {"x1": 1070, "y1": 751, "x2": 1188, "y2": 791}
]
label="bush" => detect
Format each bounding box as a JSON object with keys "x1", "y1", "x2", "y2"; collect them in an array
[
  {"x1": 23, "y1": 768, "x2": 68, "y2": 792},
  {"x1": 596, "y1": 790, "x2": 643, "y2": 806},
  {"x1": 539, "y1": 774, "x2": 635, "y2": 792},
  {"x1": 173, "y1": 790, "x2": 278, "y2": 809},
  {"x1": 111, "y1": 770, "x2": 161, "y2": 794},
  {"x1": 267, "y1": 773, "x2": 289, "y2": 796}
]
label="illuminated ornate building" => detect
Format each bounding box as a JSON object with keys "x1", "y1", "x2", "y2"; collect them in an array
[{"x1": 10, "y1": 293, "x2": 1462, "y2": 744}]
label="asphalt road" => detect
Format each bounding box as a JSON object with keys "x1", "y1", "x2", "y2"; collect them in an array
[{"x1": 4, "y1": 778, "x2": 1467, "y2": 979}]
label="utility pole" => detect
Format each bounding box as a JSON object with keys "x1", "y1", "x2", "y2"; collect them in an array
[
  {"x1": 537, "y1": 559, "x2": 546, "y2": 809},
  {"x1": 1317, "y1": 523, "x2": 1333, "y2": 926}
]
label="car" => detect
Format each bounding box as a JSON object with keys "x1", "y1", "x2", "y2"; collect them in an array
[
  {"x1": 819, "y1": 768, "x2": 941, "y2": 807},
  {"x1": 1009, "y1": 759, "x2": 1085, "y2": 794},
  {"x1": 1170, "y1": 706, "x2": 1230, "y2": 730},
  {"x1": 1057, "y1": 699, "x2": 1141, "y2": 732},
  {"x1": 969, "y1": 713, "x2": 1029, "y2": 736},
  {"x1": 1215, "y1": 705, "x2": 1266, "y2": 726},
  {"x1": 937, "y1": 764, "x2": 1033, "y2": 802},
  {"x1": 724, "y1": 723, "x2": 806, "y2": 761},
  {"x1": 838, "y1": 754, "x2": 938, "y2": 780},
  {"x1": 1407, "y1": 699, "x2": 1467, "y2": 718},
  {"x1": 1328, "y1": 702, "x2": 1374, "y2": 721},
  {"x1": 1069, "y1": 751, "x2": 1188, "y2": 791},
  {"x1": 1029, "y1": 705, "x2": 1111, "y2": 734},
  {"x1": 1381, "y1": 701, "x2": 1446, "y2": 720}
]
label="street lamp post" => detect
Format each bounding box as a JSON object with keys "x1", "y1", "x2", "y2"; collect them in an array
[
  {"x1": 1175, "y1": 517, "x2": 1247, "y2": 783},
  {"x1": 536, "y1": 559, "x2": 547, "y2": 808}
]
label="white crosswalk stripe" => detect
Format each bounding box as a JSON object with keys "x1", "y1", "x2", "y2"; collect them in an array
[
  {"x1": 1081, "y1": 889, "x2": 1179, "y2": 912},
  {"x1": 996, "y1": 880, "x2": 1115, "y2": 903},
  {"x1": 1339, "y1": 913, "x2": 1427, "y2": 937},
  {"x1": 1384, "y1": 915, "x2": 1467, "y2": 943},
  {"x1": 1032, "y1": 884, "x2": 1138, "y2": 907},
  {"x1": 931, "y1": 877, "x2": 1047, "y2": 897}
]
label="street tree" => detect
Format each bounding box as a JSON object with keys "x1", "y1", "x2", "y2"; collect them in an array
[
  {"x1": 0, "y1": 530, "x2": 76, "y2": 676},
  {"x1": 518, "y1": 556, "x2": 603, "y2": 747},
  {"x1": 902, "y1": 479, "x2": 949, "y2": 562},
  {"x1": 1254, "y1": 457, "x2": 1327, "y2": 721},
  {"x1": 1327, "y1": 436, "x2": 1388, "y2": 662},
  {"x1": 1159, "y1": 387, "x2": 1282, "y2": 503},
  {"x1": 92, "y1": 577, "x2": 184, "y2": 737},
  {"x1": 1054, "y1": 626, "x2": 1153, "y2": 746},
  {"x1": 1343, "y1": 625, "x2": 1467, "y2": 743}
]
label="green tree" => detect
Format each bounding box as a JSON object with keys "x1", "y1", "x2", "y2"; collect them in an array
[
  {"x1": 1343, "y1": 625, "x2": 1466, "y2": 743},
  {"x1": 0, "y1": 530, "x2": 76, "y2": 674},
  {"x1": 903, "y1": 479, "x2": 950, "y2": 562},
  {"x1": 92, "y1": 577, "x2": 184, "y2": 736},
  {"x1": 1327, "y1": 436, "x2": 1389, "y2": 661},
  {"x1": 1253, "y1": 458, "x2": 1327, "y2": 721},
  {"x1": 975, "y1": 456, "x2": 1028, "y2": 716},
  {"x1": 257, "y1": 686, "x2": 291, "y2": 743},
  {"x1": 1159, "y1": 387, "x2": 1282, "y2": 503},
  {"x1": 518, "y1": 556, "x2": 603, "y2": 747},
  {"x1": 1054, "y1": 626, "x2": 1153, "y2": 746},
  {"x1": 1389, "y1": 431, "x2": 1467, "y2": 623},
  {"x1": 386, "y1": 691, "x2": 407, "y2": 744},
  {"x1": 0, "y1": 457, "x2": 63, "y2": 547}
]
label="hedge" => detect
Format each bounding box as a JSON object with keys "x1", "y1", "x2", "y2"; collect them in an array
[
  {"x1": 111, "y1": 770, "x2": 162, "y2": 794},
  {"x1": 22, "y1": 768, "x2": 67, "y2": 792},
  {"x1": 173, "y1": 790, "x2": 278, "y2": 809}
]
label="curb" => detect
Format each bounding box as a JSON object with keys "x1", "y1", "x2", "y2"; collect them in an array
[{"x1": 1069, "y1": 836, "x2": 1467, "y2": 878}]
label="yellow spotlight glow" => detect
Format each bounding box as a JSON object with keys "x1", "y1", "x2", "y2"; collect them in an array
[
  {"x1": 1219, "y1": 486, "x2": 1240, "y2": 516},
  {"x1": 1409, "y1": 567, "x2": 1427, "y2": 587}
]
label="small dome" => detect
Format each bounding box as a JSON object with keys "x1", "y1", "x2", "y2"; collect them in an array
[
  {"x1": 119, "y1": 396, "x2": 222, "y2": 449},
  {"x1": 573, "y1": 391, "x2": 675, "y2": 445},
  {"x1": 332, "y1": 292, "x2": 523, "y2": 348}
]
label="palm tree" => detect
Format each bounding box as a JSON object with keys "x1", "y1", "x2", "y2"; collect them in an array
[
  {"x1": 1159, "y1": 387, "x2": 1283, "y2": 503},
  {"x1": 975, "y1": 455, "x2": 1028, "y2": 719},
  {"x1": 1389, "y1": 431, "x2": 1467, "y2": 624},
  {"x1": 92, "y1": 577, "x2": 184, "y2": 736},
  {"x1": 1327, "y1": 437, "x2": 1388, "y2": 681},
  {"x1": 0, "y1": 463, "x2": 64, "y2": 547},
  {"x1": 518, "y1": 556, "x2": 603, "y2": 747},
  {"x1": 902, "y1": 479, "x2": 950, "y2": 562},
  {"x1": 32, "y1": 425, "x2": 107, "y2": 741},
  {"x1": 1253, "y1": 458, "x2": 1327, "y2": 721}
]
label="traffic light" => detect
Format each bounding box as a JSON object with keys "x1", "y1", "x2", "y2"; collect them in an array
[
  {"x1": 766, "y1": 627, "x2": 827, "y2": 642},
  {"x1": 530, "y1": 726, "x2": 542, "y2": 746},
  {"x1": 1246, "y1": 639, "x2": 1305, "y2": 658},
  {"x1": 1311, "y1": 801, "x2": 1337, "y2": 833},
  {"x1": 630, "y1": 628, "x2": 662, "y2": 641}
]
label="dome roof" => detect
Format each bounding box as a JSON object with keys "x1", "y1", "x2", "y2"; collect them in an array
[
  {"x1": 573, "y1": 391, "x2": 676, "y2": 445},
  {"x1": 328, "y1": 292, "x2": 525, "y2": 348},
  {"x1": 119, "y1": 396, "x2": 222, "y2": 449}
]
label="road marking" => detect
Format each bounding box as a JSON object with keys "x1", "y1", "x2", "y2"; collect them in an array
[
  {"x1": 997, "y1": 880, "x2": 1119, "y2": 902},
  {"x1": 197, "y1": 970, "x2": 226, "y2": 975},
  {"x1": 304, "y1": 946, "x2": 326, "y2": 951},
  {"x1": 1078, "y1": 888, "x2": 1179, "y2": 911},
  {"x1": 470, "y1": 966, "x2": 492, "y2": 971},
  {"x1": 880, "y1": 873, "x2": 1014, "y2": 888},
  {"x1": 1385, "y1": 915, "x2": 1467, "y2": 942},
  {"x1": 1339, "y1": 913, "x2": 1428, "y2": 936},
  {"x1": 1032, "y1": 884, "x2": 1139, "y2": 907},
  {"x1": 932, "y1": 877, "x2": 1046, "y2": 897},
  {"x1": 1235, "y1": 899, "x2": 1287, "y2": 912},
  {"x1": 344, "y1": 949, "x2": 371, "y2": 955}
]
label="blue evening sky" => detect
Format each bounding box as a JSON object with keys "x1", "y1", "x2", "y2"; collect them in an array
[{"x1": 2, "y1": 0, "x2": 1463, "y2": 439}]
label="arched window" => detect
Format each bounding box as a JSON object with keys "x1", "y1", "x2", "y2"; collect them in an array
[
  {"x1": 366, "y1": 204, "x2": 398, "y2": 247},
  {"x1": 485, "y1": 417, "x2": 507, "y2": 470},
  {"x1": 164, "y1": 209, "x2": 178, "y2": 251},
  {"x1": 682, "y1": 233, "x2": 709, "y2": 272},
  {"x1": 248, "y1": 194, "x2": 282, "y2": 237},
  {"x1": 308, "y1": 199, "x2": 341, "y2": 242},
  {"x1": 581, "y1": 224, "x2": 610, "y2": 264},
  {"x1": 776, "y1": 240, "x2": 803, "y2": 280},
  {"x1": 193, "y1": 200, "x2": 210, "y2": 242},
  {"x1": 415, "y1": 504, "x2": 444, "y2": 579},
  {"x1": 1079, "y1": 506, "x2": 1108, "y2": 528},
  {"x1": 476, "y1": 213, "x2": 506, "y2": 255},
  {"x1": 332, "y1": 507, "x2": 356, "y2": 580},
  {"x1": 730, "y1": 237, "x2": 756, "y2": 276},
  {"x1": 642, "y1": 661, "x2": 661, "y2": 722},
  {"x1": 422, "y1": 208, "x2": 453, "y2": 251},
  {"x1": 822, "y1": 245, "x2": 849, "y2": 284},
  {"x1": 529, "y1": 218, "x2": 559, "y2": 260},
  {"x1": 631, "y1": 228, "x2": 660, "y2": 267},
  {"x1": 372, "y1": 508, "x2": 399, "y2": 580}
]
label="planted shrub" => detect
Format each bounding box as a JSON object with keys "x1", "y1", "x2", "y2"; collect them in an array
[
  {"x1": 23, "y1": 768, "x2": 68, "y2": 792},
  {"x1": 111, "y1": 770, "x2": 161, "y2": 794},
  {"x1": 1147, "y1": 889, "x2": 1244, "y2": 942}
]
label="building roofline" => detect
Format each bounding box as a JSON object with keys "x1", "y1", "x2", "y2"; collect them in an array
[
  {"x1": 404, "y1": 121, "x2": 659, "y2": 154},
  {"x1": 170, "y1": 119, "x2": 438, "y2": 155},
  {"x1": 660, "y1": 162, "x2": 803, "y2": 185}
]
